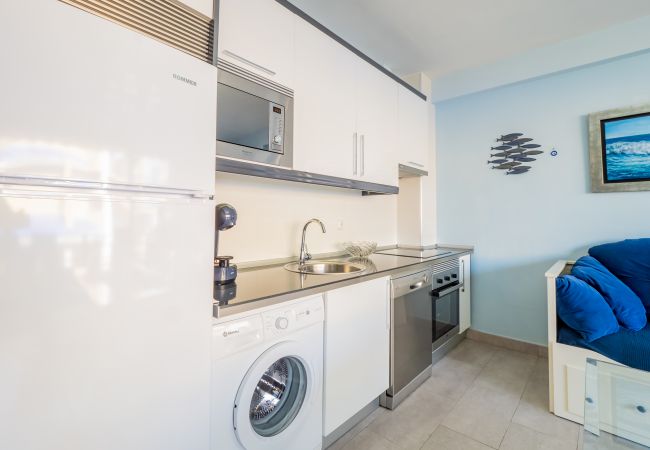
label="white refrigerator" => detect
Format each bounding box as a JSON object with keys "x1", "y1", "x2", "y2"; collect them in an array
[{"x1": 0, "y1": 1, "x2": 217, "y2": 449}]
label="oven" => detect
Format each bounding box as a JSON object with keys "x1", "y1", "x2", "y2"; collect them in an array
[
  {"x1": 431, "y1": 268, "x2": 461, "y2": 352},
  {"x1": 216, "y1": 69, "x2": 293, "y2": 168}
]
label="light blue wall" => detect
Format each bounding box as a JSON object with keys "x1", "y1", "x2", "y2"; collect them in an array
[{"x1": 436, "y1": 51, "x2": 650, "y2": 345}]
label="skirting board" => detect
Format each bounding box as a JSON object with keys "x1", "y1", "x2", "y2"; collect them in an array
[{"x1": 467, "y1": 329, "x2": 548, "y2": 358}]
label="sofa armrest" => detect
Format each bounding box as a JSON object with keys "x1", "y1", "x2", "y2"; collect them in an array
[{"x1": 546, "y1": 260, "x2": 574, "y2": 346}]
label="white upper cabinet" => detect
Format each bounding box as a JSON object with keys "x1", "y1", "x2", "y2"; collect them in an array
[
  {"x1": 293, "y1": 20, "x2": 399, "y2": 186},
  {"x1": 217, "y1": 0, "x2": 295, "y2": 88},
  {"x1": 217, "y1": 0, "x2": 428, "y2": 187},
  {"x1": 293, "y1": 19, "x2": 357, "y2": 179},
  {"x1": 398, "y1": 85, "x2": 428, "y2": 171},
  {"x1": 355, "y1": 60, "x2": 399, "y2": 186},
  {"x1": 180, "y1": 0, "x2": 213, "y2": 18}
]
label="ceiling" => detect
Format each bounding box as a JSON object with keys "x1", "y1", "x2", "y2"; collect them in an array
[{"x1": 288, "y1": 0, "x2": 650, "y2": 79}]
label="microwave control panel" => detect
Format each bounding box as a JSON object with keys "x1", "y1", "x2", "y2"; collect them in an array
[{"x1": 268, "y1": 102, "x2": 285, "y2": 154}]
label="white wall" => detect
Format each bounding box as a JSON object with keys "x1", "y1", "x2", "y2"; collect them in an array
[
  {"x1": 422, "y1": 103, "x2": 437, "y2": 245},
  {"x1": 214, "y1": 172, "x2": 397, "y2": 262},
  {"x1": 436, "y1": 50, "x2": 650, "y2": 345},
  {"x1": 430, "y1": 15, "x2": 650, "y2": 102},
  {"x1": 396, "y1": 176, "x2": 422, "y2": 246}
]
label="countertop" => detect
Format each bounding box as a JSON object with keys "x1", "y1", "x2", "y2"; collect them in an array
[{"x1": 213, "y1": 246, "x2": 472, "y2": 318}]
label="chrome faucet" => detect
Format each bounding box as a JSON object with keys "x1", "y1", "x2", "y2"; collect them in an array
[{"x1": 299, "y1": 219, "x2": 326, "y2": 266}]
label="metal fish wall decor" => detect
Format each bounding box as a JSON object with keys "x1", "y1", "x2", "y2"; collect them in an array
[{"x1": 488, "y1": 133, "x2": 542, "y2": 175}]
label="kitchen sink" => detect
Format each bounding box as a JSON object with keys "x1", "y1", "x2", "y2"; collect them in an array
[{"x1": 284, "y1": 260, "x2": 366, "y2": 275}]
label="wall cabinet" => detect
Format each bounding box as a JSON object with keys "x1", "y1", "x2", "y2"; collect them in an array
[
  {"x1": 292, "y1": 20, "x2": 358, "y2": 180},
  {"x1": 293, "y1": 20, "x2": 398, "y2": 186},
  {"x1": 459, "y1": 254, "x2": 471, "y2": 333},
  {"x1": 217, "y1": 0, "x2": 295, "y2": 87},
  {"x1": 323, "y1": 276, "x2": 390, "y2": 435},
  {"x1": 217, "y1": 0, "x2": 427, "y2": 188},
  {"x1": 354, "y1": 59, "x2": 399, "y2": 186},
  {"x1": 398, "y1": 85, "x2": 428, "y2": 171}
]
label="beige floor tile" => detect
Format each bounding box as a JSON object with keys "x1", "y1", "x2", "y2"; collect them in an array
[
  {"x1": 499, "y1": 423, "x2": 579, "y2": 450},
  {"x1": 424, "y1": 357, "x2": 482, "y2": 401},
  {"x1": 421, "y1": 425, "x2": 495, "y2": 450},
  {"x1": 442, "y1": 384, "x2": 520, "y2": 448},
  {"x1": 474, "y1": 349, "x2": 537, "y2": 396},
  {"x1": 512, "y1": 378, "x2": 580, "y2": 446},
  {"x1": 328, "y1": 407, "x2": 388, "y2": 450},
  {"x1": 367, "y1": 387, "x2": 455, "y2": 449},
  {"x1": 528, "y1": 357, "x2": 550, "y2": 385},
  {"x1": 341, "y1": 428, "x2": 400, "y2": 450},
  {"x1": 445, "y1": 339, "x2": 499, "y2": 368}
]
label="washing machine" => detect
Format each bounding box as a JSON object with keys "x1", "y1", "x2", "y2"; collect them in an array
[{"x1": 211, "y1": 295, "x2": 324, "y2": 450}]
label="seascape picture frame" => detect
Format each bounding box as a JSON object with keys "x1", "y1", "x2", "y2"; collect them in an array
[{"x1": 589, "y1": 103, "x2": 650, "y2": 193}]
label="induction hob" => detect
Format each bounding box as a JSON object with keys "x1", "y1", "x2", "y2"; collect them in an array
[{"x1": 374, "y1": 248, "x2": 453, "y2": 259}]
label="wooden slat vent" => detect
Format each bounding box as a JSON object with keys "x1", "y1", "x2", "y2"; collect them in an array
[{"x1": 60, "y1": 0, "x2": 214, "y2": 63}]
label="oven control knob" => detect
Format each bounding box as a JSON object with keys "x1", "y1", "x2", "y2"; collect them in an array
[
  {"x1": 275, "y1": 317, "x2": 289, "y2": 330},
  {"x1": 444, "y1": 276, "x2": 451, "y2": 281},
  {"x1": 436, "y1": 278, "x2": 443, "y2": 284},
  {"x1": 451, "y1": 274, "x2": 458, "y2": 279},
  {"x1": 273, "y1": 135, "x2": 282, "y2": 144}
]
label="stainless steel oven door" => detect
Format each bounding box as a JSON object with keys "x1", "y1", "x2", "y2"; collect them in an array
[
  {"x1": 388, "y1": 269, "x2": 434, "y2": 397},
  {"x1": 216, "y1": 69, "x2": 293, "y2": 168},
  {"x1": 431, "y1": 282, "x2": 461, "y2": 351}
]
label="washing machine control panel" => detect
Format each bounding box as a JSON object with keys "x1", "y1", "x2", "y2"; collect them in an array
[
  {"x1": 275, "y1": 317, "x2": 289, "y2": 330},
  {"x1": 262, "y1": 296, "x2": 324, "y2": 337},
  {"x1": 263, "y1": 310, "x2": 295, "y2": 337}
]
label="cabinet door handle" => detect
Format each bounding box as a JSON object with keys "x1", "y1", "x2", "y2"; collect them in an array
[
  {"x1": 360, "y1": 134, "x2": 365, "y2": 176},
  {"x1": 222, "y1": 50, "x2": 276, "y2": 76},
  {"x1": 386, "y1": 279, "x2": 391, "y2": 331},
  {"x1": 460, "y1": 259, "x2": 465, "y2": 292},
  {"x1": 353, "y1": 132, "x2": 358, "y2": 175}
]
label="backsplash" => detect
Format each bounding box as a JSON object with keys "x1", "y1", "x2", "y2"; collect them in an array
[{"x1": 214, "y1": 172, "x2": 397, "y2": 263}]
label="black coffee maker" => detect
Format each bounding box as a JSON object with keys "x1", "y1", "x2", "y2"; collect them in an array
[{"x1": 214, "y1": 203, "x2": 237, "y2": 285}]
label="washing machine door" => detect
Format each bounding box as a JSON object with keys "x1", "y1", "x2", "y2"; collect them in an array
[{"x1": 233, "y1": 341, "x2": 317, "y2": 449}]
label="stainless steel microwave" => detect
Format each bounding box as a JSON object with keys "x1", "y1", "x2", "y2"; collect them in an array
[{"x1": 216, "y1": 69, "x2": 293, "y2": 168}]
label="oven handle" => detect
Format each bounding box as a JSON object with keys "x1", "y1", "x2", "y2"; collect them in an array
[{"x1": 431, "y1": 282, "x2": 462, "y2": 298}]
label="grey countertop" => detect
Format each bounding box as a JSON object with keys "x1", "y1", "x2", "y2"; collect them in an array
[{"x1": 213, "y1": 246, "x2": 472, "y2": 319}]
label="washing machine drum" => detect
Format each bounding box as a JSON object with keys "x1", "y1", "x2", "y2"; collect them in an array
[
  {"x1": 249, "y1": 356, "x2": 307, "y2": 436},
  {"x1": 234, "y1": 343, "x2": 315, "y2": 448}
]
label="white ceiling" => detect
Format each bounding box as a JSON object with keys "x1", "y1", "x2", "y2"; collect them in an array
[{"x1": 288, "y1": 0, "x2": 650, "y2": 79}]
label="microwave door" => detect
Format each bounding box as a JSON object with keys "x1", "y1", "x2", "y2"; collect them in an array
[{"x1": 217, "y1": 83, "x2": 271, "y2": 151}]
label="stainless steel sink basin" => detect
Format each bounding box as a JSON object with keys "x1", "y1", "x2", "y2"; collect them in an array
[{"x1": 284, "y1": 260, "x2": 366, "y2": 275}]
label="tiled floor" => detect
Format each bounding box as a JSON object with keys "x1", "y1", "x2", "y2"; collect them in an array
[{"x1": 327, "y1": 338, "x2": 582, "y2": 450}]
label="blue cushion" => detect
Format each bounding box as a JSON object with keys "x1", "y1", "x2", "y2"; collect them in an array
[
  {"x1": 556, "y1": 275, "x2": 619, "y2": 342},
  {"x1": 558, "y1": 322, "x2": 650, "y2": 372},
  {"x1": 571, "y1": 256, "x2": 647, "y2": 331},
  {"x1": 589, "y1": 239, "x2": 650, "y2": 313}
]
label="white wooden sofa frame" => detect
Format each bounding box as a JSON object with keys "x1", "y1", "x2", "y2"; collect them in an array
[{"x1": 545, "y1": 260, "x2": 618, "y2": 424}]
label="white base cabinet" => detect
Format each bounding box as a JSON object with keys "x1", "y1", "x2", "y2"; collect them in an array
[
  {"x1": 459, "y1": 254, "x2": 471, "y2": 333},
  {"x1": 323, "y1": 276, "x2": 390, "y2": 435}
]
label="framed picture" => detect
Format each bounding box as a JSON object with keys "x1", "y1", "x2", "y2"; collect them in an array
[{"x1": 589, "y1": 103, "x2": 650, "y2": 192}]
